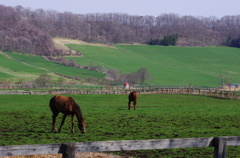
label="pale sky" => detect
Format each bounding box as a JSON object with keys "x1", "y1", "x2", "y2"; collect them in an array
[{"x1": 0, "y1": 0, "x2": 239, "y2": 18}]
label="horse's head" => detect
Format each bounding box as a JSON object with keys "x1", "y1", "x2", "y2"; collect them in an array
[{"x1": 78, "y1": 118, "x2": 86, "y2": 133}]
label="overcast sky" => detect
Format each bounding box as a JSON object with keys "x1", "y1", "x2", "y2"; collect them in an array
[{"x1": 1, "y1": 0, "x2": 239, "y2": 18}]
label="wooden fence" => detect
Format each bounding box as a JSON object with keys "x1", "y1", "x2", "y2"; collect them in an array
[
  {"x1": 0, "y1": 88, "x2": 239, "y2": 100},
  {"x1": 1, "y1": 136, "x2": 240, "y2": 158}
]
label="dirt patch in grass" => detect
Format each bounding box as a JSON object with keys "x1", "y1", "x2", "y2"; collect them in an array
[
  {"x1": 53, "y1": 38, "x2": 116, "y2": 55},
  {"x1": 1, "y1": 152, "x2": 131, "y2": 158}
]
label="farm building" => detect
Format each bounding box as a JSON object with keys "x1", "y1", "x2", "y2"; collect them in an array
[{"x1": 123, "y1": 83, "x2": 129, "y2": 89}]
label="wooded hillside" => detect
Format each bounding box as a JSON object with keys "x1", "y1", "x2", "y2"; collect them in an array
[{"x1": 0, "y1": 5, "x2": 240, "y2": 55}]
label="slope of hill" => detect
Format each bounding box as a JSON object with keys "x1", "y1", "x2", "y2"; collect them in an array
[
  {"x1": 0, "y1": 51, "x2": 105, "y2": 83},
  {"x1": 66, "y1": 44, "x2": 240, "y2": 87},
  {"x1": 1, "y1": 40, "x2": 239, "y2": 87},
  {"x1": 0, "y1": 52, "x2": 48, "y2": 82}
]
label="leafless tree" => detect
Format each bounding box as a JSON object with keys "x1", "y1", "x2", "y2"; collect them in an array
[
  {"x1": 218, "y1": 72, "x2": 232, "y2": 87},
  {"x1": 137, "y1": 67, "x2": 150, "y2": 84},
  {"x1": 35, "y1": 74, "x2": 52, "y2": 87},
  {"x1": 107, "y1": 69, "x2": 118, "y2": 81}
]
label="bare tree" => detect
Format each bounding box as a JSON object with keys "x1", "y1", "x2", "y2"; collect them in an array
[
  {"x1": 35, "y1": 74, "x2": 52, "y2": 87},
  {"x1": 218, "y1": 72, "x2": 232, "y2": 87},
  {"x1": 137, "y1": 67, "x2": 150, "y2": 84},
  {"x1": 67, "y1": 58, "x2": 76, "y2": 67}
]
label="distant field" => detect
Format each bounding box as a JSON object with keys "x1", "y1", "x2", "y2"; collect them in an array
[
  {"x1": 0, "y1": 71, "x2": 13, "y2": 78},
  {"x1": 66, "y1": 44, "x2": 240, "y2": 87},
  {"x1": 1, "y1": 43, "x2": 240, "y2": 87},
  {"x1": 3, "y1": 52, "x2": 105, "y2": 81},
  {"x1": 1, "y1": 94, "x2": 240, "y2": 157},
  {"x1": 0, "y1": 53, "x2": 48, "y2": 81}
]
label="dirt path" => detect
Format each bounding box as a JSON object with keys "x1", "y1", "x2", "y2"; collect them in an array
[{"x1": 1, "y1": 152, "x2": 131, "y2": 158}]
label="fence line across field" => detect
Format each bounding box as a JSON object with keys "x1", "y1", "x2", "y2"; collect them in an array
[
  {"x1": 1, "y1": 136, "x2": 240, "y2": 158},
  {"x1": 0, "y1": 88, "x2": 239, "y2": 100}
]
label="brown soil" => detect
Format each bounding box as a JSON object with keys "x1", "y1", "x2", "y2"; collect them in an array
[{"x1": 1, "y1": 152, "x2": 131, "y2": 158}]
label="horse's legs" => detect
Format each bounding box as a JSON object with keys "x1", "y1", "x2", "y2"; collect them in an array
[
  {"x1": 128, "y1": 101, "x2": 131, "y2": 110},
  {"x1": 133, "y1": 100, "x2": 137, "y2": 110},
  {"x1": 52, "y1": 112, "x2": 59, "y2": 132},
  {"x1": 58, "y1": 114, "x2": 67, "y2": 133},
  {"x1": 71, "y1": 114, "x2": 75, "y2": 133}
]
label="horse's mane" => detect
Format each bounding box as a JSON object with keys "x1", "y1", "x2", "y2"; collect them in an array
[{"x1": 69, "y1": 97, "x2": 84, "y2": 120}]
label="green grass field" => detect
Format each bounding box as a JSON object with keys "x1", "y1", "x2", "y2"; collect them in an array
[
  {"x1": 4, "y1": 52, "x2": 105, "y2": 80},
  {"x1": 1, "y1": 44, "x2": 240, "y2": 87},
  {"x1": 1, "y1": 94, "x2": 240, "y2": 157},
  {"x1": 66, "y1": 45, "x2": 240, "y2": 87},
  {"x1": 0, "y1": 53, "x2": 49, "y2": 82}
]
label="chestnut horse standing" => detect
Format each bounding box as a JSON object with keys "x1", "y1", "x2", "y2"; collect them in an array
[
  {"x1": 128, "y1": 91, "x2": 138, "y2": 110},
  {"x1": 49, "y1": 95, "x2": 86, "y2": 133}
]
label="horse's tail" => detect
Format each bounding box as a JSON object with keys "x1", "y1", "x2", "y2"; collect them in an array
[{"x1": 129, "y1": 91, "x2": 138, "y2": 101}]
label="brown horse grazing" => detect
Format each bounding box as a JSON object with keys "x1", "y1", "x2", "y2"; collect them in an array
[
  {"x1": 128, "y1": 91, "x2": 138, "y2": 110},
  {"x1": 49, "y1": 95, "x2": 86, "y2": 133}
]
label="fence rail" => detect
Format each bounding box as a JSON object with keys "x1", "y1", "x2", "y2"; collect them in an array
[
  {"x1": 0, "y1": 88, "x2": 239, "y2": 100},
  {"x1": 1, "y1": 136, "x2": 240, "y2": 158}
]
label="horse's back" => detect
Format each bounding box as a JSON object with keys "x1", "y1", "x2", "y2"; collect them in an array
[
  {"x1": 49, "y1": 95, "x2": 75, "y2": 113},
  {"x1": 129, "y1": 91, "x2": 138, "y2": 101},
  {"x1": 134, "y1": 91, "x2": 138, "y2": 100}
]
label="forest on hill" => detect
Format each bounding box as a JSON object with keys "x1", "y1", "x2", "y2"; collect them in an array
[{"x1": 0, "y1": 4, "x2": 240, "y2": 56}]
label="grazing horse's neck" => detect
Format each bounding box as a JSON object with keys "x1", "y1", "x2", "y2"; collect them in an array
[{"x1": 75, "y1": 105, "x2": 84, "y2": 122}]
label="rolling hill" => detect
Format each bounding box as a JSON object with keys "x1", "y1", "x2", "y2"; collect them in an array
[
  {"x1": 66, "y1": 44, "x2": 240, "y2": 87},
  {"x1": 0, "y1": 53, "x2": 48, "y2": 81},
  {"x1": 0, "y1": 40, "x2": 239, "y2": 87},
  {"x1": 0, "y1": 51, "x2": 105, "y2": 84}
]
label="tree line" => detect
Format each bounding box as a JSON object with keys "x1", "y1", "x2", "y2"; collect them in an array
[
  {"x1": 0, "y1": 5, "x2": 60, "y2": 56},
  {"x1": 0, "y1": 5, "x2": 240, "y2": 57}
]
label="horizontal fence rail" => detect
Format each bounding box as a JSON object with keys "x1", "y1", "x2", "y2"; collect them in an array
[
  {"x1": 0, "y1": 88, "x2": 239, "y2": 100},
  {"x1": 1, "y1": 136, "x2": 240, "y2": 158}
]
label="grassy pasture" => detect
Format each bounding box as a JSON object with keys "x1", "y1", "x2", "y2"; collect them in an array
[
  {"x1": 1, "y1": 94, "x2": 240, "y2": 157},
  {"x1": 5, "y1": 52, "x2": 105, "y2": 80},
  {"x1": 66, "y1": 44, "x2": 240, "y2": 87},
  {"x1": 0, "y1": 53, "x2": 48, "y2": 81},
  {"x1": 1, "y1": 44, "x2": 240, "y2": 87}
]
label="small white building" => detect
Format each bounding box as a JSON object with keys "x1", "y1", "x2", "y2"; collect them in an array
[{"x1": 123, "y1": 83, "x2": 129, "y2": 89}]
